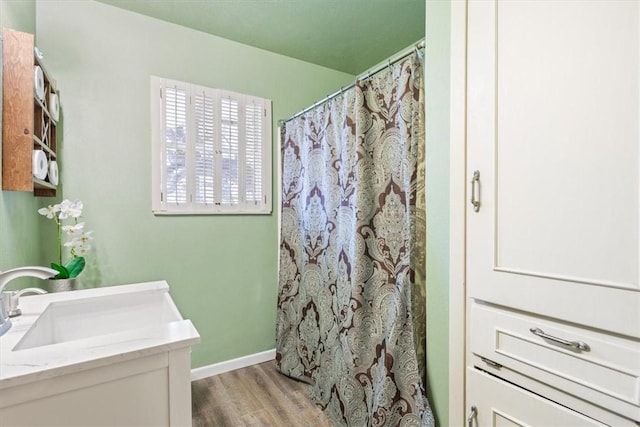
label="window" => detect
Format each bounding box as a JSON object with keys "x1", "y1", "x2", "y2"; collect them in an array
[{"x1": 151, "y1": 77, "x2": 272, "y2": 214}]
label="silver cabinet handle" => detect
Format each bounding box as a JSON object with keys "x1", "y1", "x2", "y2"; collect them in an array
[
  {"x1": 529, "y1": 327, "x2": 590, "y2": 351},
  {"x1": 467, "y1": 405, "x2": 477, "y2": 427},
  {"x1": 470, "y1": 170, "x2": 480, "y2": 212}
]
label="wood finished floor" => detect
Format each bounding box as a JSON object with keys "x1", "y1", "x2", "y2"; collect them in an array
[{"x1": 192, "y1": 361, "x2": 334, "y2": 427}]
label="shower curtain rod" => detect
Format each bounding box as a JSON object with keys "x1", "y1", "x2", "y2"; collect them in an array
[{"x1": 279, "y1": 38, "x2": 425, "y2": 125}]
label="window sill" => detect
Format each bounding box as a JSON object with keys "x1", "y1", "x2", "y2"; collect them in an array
[{"x1": 152, "y1": 209, "x2": 272, "y2": 216}]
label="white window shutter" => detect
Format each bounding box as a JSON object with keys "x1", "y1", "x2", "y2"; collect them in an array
[
  {"x1": 193, "y1": 89, "x2": 216, "y2": 205},
  {"x1": 245, "y1": 101, "x2": 264, "y2": 205},
  {"x1": 220, "y1": 95, "x2": 240, "y2": 206},
  {"x1": 164, "y1": 85, "x2": 188, "y2": 205},
  {"x1": 152, "y1": 76, "x2": 271, "y2": 214}
]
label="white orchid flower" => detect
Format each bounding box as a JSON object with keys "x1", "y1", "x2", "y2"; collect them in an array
[
  {"x1": 78, "y1": 231, "x2": 94, "y2": 244},
  {"x1": 74, "y1": 245, "x2": 90, "y2": 256},
  {"x1": 65, "y1": 237, "x2": 91, "y2": 257},
  {"x1": 58, "y1": 199, "x2": 83, "y2": 219},
  {"x1": 64, "y1": 232, "x2": 93, "y2": 253},
  {"x1": 58, "y1": 199, "x2": 73, "y2": 219},
  {"x1": 69, "y1": 200, "x2": 83, "y2": 218},
  {"x1": 62, "y1": 222, "x2": 85, "y2": 237},
  {"x1": 37, "y1": 204, "x2": 60, "y2": 219}
]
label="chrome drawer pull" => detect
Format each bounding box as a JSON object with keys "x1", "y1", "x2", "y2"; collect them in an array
[{"x1": 529, "y1": 327, "x2": 590, "y2": 351}]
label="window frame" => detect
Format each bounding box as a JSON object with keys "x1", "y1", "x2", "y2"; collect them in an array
[{"x1": 151, "y1": 76, "x2": 272, "y2": 215}]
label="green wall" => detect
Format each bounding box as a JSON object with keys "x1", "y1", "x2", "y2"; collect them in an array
[
  {"x1": 0, "y1": 0, "x2": 47, "y2": 288},
  {"x1": 34, "y1": 0, "x2": 354, "y2": 368},
  {"x1": 1, "y1": 0, "x2": 35, "y2": 33},
  {"x1": 425, "y1": 1, "x2": 451, "y2": 426}
]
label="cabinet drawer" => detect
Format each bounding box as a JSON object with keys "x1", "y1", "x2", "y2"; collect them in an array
[
  {"x1": 467, "y1": 368, "x2": 608, "y2": 426},
  {"x1": 470, "y1": 301, "x2": 640, "y2": 421}
]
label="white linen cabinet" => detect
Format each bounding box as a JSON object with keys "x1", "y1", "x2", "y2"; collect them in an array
[{"x1": 452, "y1": 1, "x2": 640, "y2": 425}]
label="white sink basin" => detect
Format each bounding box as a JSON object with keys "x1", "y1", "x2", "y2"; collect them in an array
[{"x1": 13, "y1": 290, "x2": 183, "y2": 351}]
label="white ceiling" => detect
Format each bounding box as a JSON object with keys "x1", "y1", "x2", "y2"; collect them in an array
[{"x1": 93, "y1": 0, "x2": 425, "y2": 75}]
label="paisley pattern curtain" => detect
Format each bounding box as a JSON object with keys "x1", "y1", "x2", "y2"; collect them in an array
[{"x1": 276, "y1": 54, "x2": 432, "y2": 427}]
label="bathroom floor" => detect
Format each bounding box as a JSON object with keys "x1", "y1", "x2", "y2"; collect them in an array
[{"x1": 191, "y1": 361, "x2": 334, "y2": 426}]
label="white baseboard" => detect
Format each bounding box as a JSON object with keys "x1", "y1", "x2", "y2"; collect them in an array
[{"x1": 190, "y1": 349, "x2": 276, "y2": 381}]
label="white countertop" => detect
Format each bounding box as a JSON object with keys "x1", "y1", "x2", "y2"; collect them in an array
[{"x1": 0, "y1": 281, "x2": 200, "y2": 390}]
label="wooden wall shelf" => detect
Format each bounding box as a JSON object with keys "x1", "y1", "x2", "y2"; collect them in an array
[{"x1": 2, "y1": 28, "x2": 60, "y2": 197}]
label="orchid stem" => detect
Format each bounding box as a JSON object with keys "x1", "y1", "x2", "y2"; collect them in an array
[{"x1": 57, "y1": 217, "x2": 62, "y2": 266}]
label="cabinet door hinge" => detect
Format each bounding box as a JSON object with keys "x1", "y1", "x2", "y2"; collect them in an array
[{"x1": 480, "y1": 356, "x2": 502, "y2": 369}]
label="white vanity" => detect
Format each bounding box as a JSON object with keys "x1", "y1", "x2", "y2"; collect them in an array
[{"x1": 0, "y1": 281, "x2": 200, "y2": 426}]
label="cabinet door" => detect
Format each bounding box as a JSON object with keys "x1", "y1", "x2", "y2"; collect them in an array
[
  {"x1": 466, "y1": 0, "x2": 640, "y2": 338},
  {"x1": 467, "y1": 369, "x2": 609, "y2": 427}
]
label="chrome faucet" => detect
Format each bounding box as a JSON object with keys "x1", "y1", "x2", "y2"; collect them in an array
[{"x1": 0, "y1": 267, "x2": 58, "y2": 337}]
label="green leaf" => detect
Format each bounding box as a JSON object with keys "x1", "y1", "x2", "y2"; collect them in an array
[
  {"x1": 51, "y1": 262, "x2": 70, "y2": 279},
  {"x1": 65, "y1": 257, "x2": 86, "y2": 278}
]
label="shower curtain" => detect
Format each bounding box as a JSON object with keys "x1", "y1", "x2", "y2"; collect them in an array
[{"x1": 276, "y1": 53, "x2": 432, "y2": 427}]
